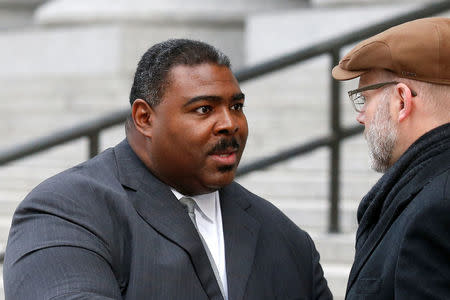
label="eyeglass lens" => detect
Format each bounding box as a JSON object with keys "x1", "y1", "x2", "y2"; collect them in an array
[{"x1": 350, "y1": 93, "x2": 365, "y2": 112}]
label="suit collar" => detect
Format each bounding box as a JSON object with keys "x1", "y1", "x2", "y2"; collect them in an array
[
  {"x1": 114, "y1": 140, "x2": 261, "y2": 300},
  {"x1": 172, "y1": 189, "x2": 218, "y2": 223},
  {"x1": 346, "y1": 148, "x2": 450, "y2": 294},
  {"x1": 114, "y1": 139, "x2": 224, "y2": 299},
  {"x1": 220, "y1": 184, "x2": 260, "y2": 300},
  {"x1": 113, "y1": 139, "x2": 147, "y2": 191}
]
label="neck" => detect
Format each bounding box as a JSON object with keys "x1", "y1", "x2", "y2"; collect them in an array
[
  {"x1": 392, "y1": 116, "x2": 449, "y2": 166},
  {"x1": 126, "y1": 129, "x2": 154, "y2": 171}
]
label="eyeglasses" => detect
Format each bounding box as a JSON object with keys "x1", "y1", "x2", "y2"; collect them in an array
[{"x1": 347, "y1": 81, "x2": 417, "y2": 112}]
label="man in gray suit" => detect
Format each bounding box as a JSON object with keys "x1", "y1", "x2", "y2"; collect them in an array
[{"x1": 4, "y1": 39, "x2": 332, "y2": 299}]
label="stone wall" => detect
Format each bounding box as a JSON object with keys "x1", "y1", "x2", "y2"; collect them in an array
[{"x1": 0, "y1": 0, "x2": 47, "y2": 28}]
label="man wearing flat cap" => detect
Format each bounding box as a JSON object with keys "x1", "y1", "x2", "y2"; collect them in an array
[{"x1": 332, "y1": 17, "x2": 450, "y2": 299}]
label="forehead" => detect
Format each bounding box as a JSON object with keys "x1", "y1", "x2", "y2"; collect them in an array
[{"x1": 166, "y1": 63, "x2": 239, "y2": 92}]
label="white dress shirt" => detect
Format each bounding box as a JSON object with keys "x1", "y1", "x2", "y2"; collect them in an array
[{"x1": 171, "y1": 189, "x2": 228, "y2": 299}]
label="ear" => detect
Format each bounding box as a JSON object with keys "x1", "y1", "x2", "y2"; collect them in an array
[
  {"x1": 131, "y1": 99, "x2": 154, "y2": 138},
  {"x1": 395, "y1": 83, "x2": 414, "y2": 122}
]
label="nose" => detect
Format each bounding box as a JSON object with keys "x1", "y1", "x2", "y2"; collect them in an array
[
  {"x1": 356, "y1": 111, "x2": 365, "y2": 125},
  {"x1": 214, "y1": 108, "x2": 239, "y2": 135}
]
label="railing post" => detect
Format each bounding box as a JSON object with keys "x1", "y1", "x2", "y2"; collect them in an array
[
  {"x1": 329, "y1": 49, "x2": 341, "y2": 233},
  {"x1": 88, "y1": 133, "x2": 100, "y2": 159}
]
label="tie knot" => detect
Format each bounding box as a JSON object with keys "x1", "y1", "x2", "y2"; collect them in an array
[{"x1": 179, "y1": 197, "x2": 196, "y2": 214}]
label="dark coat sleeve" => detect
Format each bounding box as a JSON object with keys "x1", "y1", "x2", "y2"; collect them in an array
[
  {"x1": 3, "y1": 177, "x2": 124, "y2": 299},
  {"x1": 395, "y1": 172, "x2": 450, "y2": 299},
  {"x1": 305, "y1": 233, "x2": 333, "y2": 300}
]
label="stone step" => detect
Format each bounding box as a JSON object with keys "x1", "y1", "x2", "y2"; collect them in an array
[
  {"x1": 311, "y1": 232, "x2": 355, "y2": 264},
  {"x1": 238, "y1": 173, "x2": 378, "y2": 202},
  {"x1": 272, "y1": 199, "x2": 358, "y2": 233},
  {"x1": 322, "y1": 263, "x2": 350, "y2": 300},
  {"x1": 0, "y1": 265, "x2": 3, "y2": 300},
  {"x1": 0, "y1": 218, "x2": 11, "y2": 246},
  {"x1": 0, "y1": 191, "x2": 24, "y2": 217}
]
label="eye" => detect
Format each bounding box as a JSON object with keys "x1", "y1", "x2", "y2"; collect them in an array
[
  {"x1": 354, "y1": 93, "x2": 365, "y2": 105},
  {"x1": 354, "y1": 94, "x2": 366, "y2": 112},
  {"x1": 195, "y1": 106, "x2": 212, "y2": 114},
  {"x1": 231, "y1": 103, "x2": 244, "y2": 111}
]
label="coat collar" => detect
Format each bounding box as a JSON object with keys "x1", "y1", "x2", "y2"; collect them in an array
[
  {"x1": 114, "y1": 139, "x2": 261, "y2": 300},
  {"x1": 346, "y1": 147, "x2": 450, "y2": 294}
]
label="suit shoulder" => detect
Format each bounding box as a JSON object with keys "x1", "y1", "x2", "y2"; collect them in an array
[
  {"x1": 226, "y1": 182, "x2": 320, "y2": 271},
  {"x1": 227, "y1": 181, "x2": 284, "y2": 215},
  {"x1": 30, "y1": 147, "x2": 119, "y2": 197},
  {"x1": 16, "y1": 146, "x2": 125, "y2": 221},
  {"x1": 227, "y1": 181, "x2": 310, "y2": 238},
  {"x1": 8, "y1": 147, "x2": 128, "y2": 265}
]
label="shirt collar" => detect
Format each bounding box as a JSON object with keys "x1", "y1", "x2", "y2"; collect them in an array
[{"x1": 171, "y1": 189, "x2": 218, "y2": 223}]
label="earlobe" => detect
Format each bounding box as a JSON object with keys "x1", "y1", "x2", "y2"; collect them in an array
[
  {"x1": 396, "y1": 84, "x2": 413, "y2": 122},
  {"x1": 132, "y1": 99, "x2": 154, "y2": 138}
]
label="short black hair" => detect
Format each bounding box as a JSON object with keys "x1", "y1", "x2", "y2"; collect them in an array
[{"x1": 129, "y1": 39, "x2": 231, "y2": 107}]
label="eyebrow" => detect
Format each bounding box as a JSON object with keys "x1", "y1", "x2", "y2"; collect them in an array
[{"x1": 184, "y1": 92, "x2": 245, "y2": 106}]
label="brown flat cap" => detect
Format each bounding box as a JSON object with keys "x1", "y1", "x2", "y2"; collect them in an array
[{"x1": 332, "y1": 17, "x2": 450, "y2": 85}]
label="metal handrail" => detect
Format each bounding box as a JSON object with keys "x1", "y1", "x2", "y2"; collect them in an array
[{"x1": 0, "y1": 2, "x2": 449, "y2": 263}]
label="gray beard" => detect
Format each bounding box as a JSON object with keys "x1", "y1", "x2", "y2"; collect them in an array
[{"x1": 365, "y1": 97, "x2": 398, "y2": 173}]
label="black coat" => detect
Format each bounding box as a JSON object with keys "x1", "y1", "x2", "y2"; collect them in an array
[{"x1": 346, "y1": 123, "x2": 450, "y2": 299}]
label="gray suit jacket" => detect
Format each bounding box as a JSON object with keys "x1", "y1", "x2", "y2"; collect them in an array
[{"x1": 4, "y1": 139, "x2": 332, "y2": 300}]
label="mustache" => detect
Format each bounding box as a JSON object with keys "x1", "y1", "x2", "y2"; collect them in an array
[{"x1": 208, "y1": 137, "x2": 240, "y2": 154}]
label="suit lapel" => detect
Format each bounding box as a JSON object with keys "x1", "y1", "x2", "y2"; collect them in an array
[
  {"x1": 114, "y1": 140, "x2": 224, "y2": 300},
  {"x1": 346, "y1": 149, "x2": 450, "y2": 293},
  {"x1": 220, "y1": 185, "x2": 261, "y2": 300}
]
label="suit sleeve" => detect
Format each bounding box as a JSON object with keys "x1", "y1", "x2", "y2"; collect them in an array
[
  {"x1": 305, "y1": 233, "x2": 333, "y2": 300},
  {"x1": 395, "y1": 176, "x2": 450, "y2": 299},
  {"x1": 3, "y1": 187, "x2": 123, "y2": 299},
  {"x1": 275, "y1": 203, "x2": 332, "y2": 300}
]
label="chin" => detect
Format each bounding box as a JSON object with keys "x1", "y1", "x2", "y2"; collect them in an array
[
  {"x1": 218, "y1": 164, "x2": 235, "y2": 173},
  {"x1": 208, "y1": 173, "x2": 236, "y2": 190}
]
